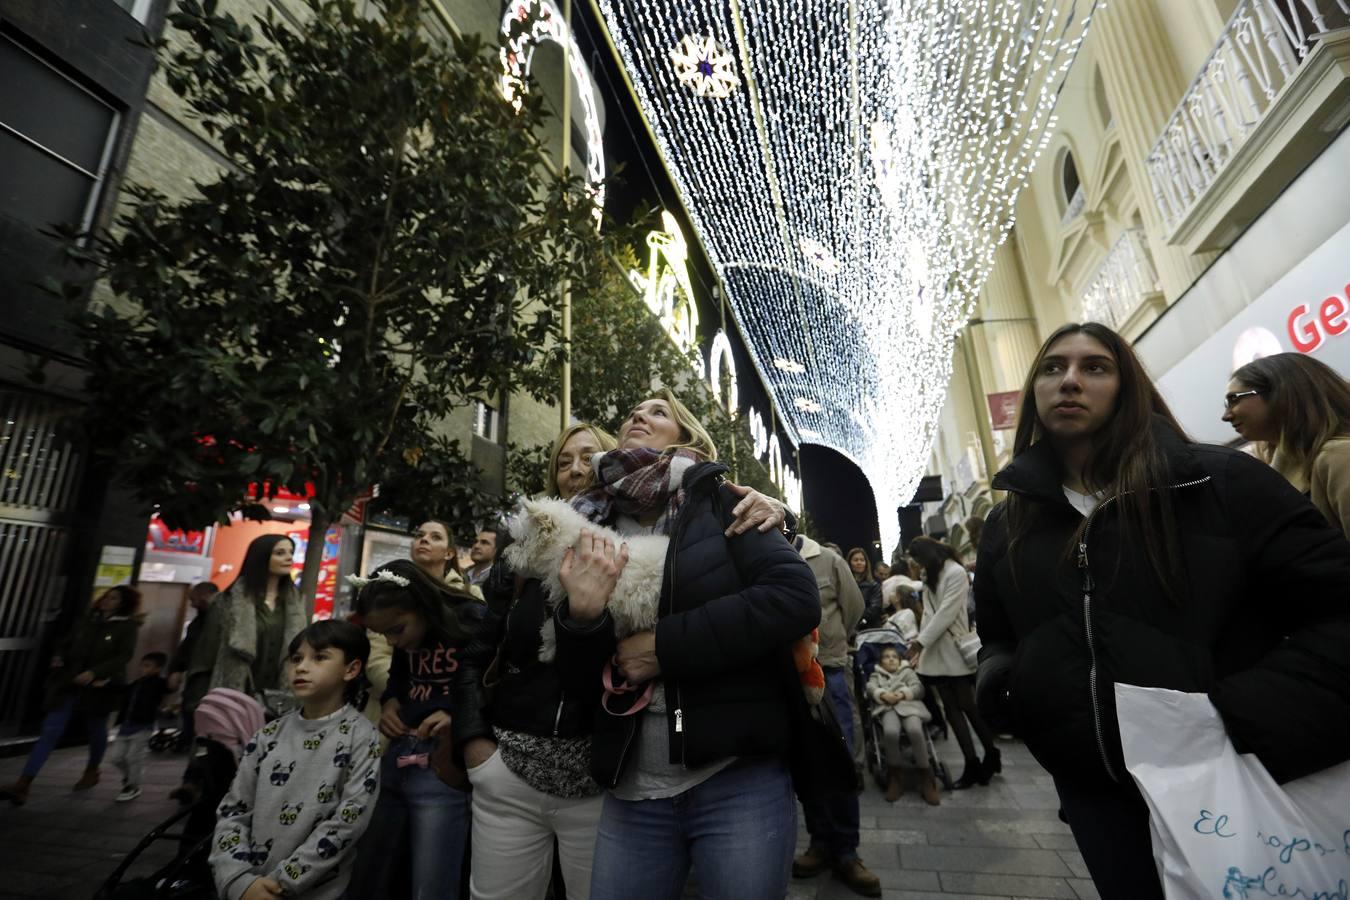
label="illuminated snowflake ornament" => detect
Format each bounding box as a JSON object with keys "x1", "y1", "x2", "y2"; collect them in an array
[
  {"x1": 669, "y1": 35, "x2": 740, "y2": 98},
  {"x1": 598, "y1": 1, "x2": 1096, "y2": 553},
  {"x1": 799, "y1": 238, "x2": 841, "y2": 276}
]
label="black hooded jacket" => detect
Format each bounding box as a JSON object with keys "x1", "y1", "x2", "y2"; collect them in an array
[
  {"x1": 974, "y1": 423, "x2": 1350, "y2": 786},
  {"x1": 553, "y1": 461, "x2": 821, "y2": 788}
]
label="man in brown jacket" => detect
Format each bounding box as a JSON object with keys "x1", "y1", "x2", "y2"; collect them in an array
[{"x1": 791, "y1": 537, "x2": 879, "y2": 897}]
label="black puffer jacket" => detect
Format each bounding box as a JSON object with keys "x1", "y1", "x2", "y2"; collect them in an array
[
  {"x1": 554, "y1": 462, "x2": 821, "y2": 788},
  {"x1": 975, "y1": 423, "x2": 1350, "y2": 786},
  {"x1": 476, "y1": 579, "x2": 596, "y2": 738}
]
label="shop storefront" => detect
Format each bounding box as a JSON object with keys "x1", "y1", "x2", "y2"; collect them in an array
[{"x1": 137, "y1": 491, "x2": 366, "y2": 668}]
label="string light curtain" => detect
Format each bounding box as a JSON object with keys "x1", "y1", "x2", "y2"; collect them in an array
[{"x1": 595, "y1": 0, "x2": 1097, "y2": 553}]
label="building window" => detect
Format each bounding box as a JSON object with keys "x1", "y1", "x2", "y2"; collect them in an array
[
  {"x1": 1058, "y1": 148, "x2": 1084, "y2": 222},
  {"x1": 0, "y1": 33, "x2": 118, "y2": 234},
  {"x1": 1061, "y1": 152, "x2": 1081, "y2": 205},
  {"x1": 473, "y1": 401, "x2": 499, "y2": 444}
]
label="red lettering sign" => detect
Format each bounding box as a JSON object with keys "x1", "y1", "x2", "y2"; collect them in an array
[
  {"x1": 1288, "y1": 303, "x2": 1323, "y2": 353},
  {"x1": 1324, "y1": 294, "x2": 1349, "y2": 336},
  {"x1": 1287, "y1": 284, "x2": 1350, "y2": 354}
]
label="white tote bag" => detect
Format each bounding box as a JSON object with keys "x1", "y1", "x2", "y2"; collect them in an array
[{"x1": 1115, "y1": 683, "x2": 1350, "y2": 899}]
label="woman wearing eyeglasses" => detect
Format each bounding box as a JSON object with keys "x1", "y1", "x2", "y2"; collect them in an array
[{"x1": 1224, "y1": 352, "x2": 1350, "y2": 537}]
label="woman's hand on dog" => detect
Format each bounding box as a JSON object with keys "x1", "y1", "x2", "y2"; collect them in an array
[
  {"x1": 560, "y1": 528, "x2": 629, "y2": 624},
  {"x1": 616, "y1": 631, "x2": 661, "y2": 683}
]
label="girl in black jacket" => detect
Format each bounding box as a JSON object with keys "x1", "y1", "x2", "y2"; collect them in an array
[
  {"x1": 346, "y1": 560, "x2": 495, "y2": 900},
  {"x1": 975, "y1": 323, "x2": 1350, "y2": 900},
  {"x1": 553, "y1": 390, "x2": 820, "y2": 900}
]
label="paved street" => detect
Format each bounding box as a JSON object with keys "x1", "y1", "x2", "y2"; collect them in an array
[
  {"x1": 0, "y1": 741, "x2": 186, "y2": 900},
  {"x1": 0, "y1": 736, "x2": 1098, "y2": 900},
  {"x1": 784, "y1": 739, "x2": 1100, "y2": 900}
]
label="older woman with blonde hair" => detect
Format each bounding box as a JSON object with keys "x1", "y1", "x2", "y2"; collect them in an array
[{"x1": 548, "y1": 390, "x2": 820, "y2": 900}]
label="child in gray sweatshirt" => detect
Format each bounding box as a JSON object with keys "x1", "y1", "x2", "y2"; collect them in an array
[{"x1": 211, "y1": 621, "x2": 380, "y2": 900}]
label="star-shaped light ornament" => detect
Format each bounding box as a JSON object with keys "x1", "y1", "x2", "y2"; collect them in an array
[{"x1": 669, "y1": 35, "x2": 740, "y2": 98}]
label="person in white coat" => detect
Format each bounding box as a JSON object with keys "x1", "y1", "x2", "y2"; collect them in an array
[{"x1": 906, "y1": 536, "x2": 999, "y2": 788}]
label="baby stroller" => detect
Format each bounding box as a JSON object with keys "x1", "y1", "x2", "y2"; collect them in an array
[
  {"x1": 93, "y1": 738, "x2": 238, "y2": 899},
  {"x1": 852, "y1": 627, "x2": 954, "y2": 792},
  {"x1": 95, "y1": 688, "x2": 265, "y2": 900}
]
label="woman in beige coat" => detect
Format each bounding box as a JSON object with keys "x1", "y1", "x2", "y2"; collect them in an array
[
  {"x1": 1224, "y1": 352, "x2": 1350, "y2": 537},
  {"x1": 907, "y1": 536, "x2": 999, "y2": 789},
  {"x1": 866, "y1": 647, "x2": 937, "y2": 805}
]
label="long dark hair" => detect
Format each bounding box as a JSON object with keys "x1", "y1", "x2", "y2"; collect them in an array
[
  {"x1": 227, "y1": 533, "x2": 298, "y2": 603},
  {"x1": 352, "y1": 559, "x2": 475, "y2": 644},
  {"x1": 1231, "y1": 352, "x2": 1350, "y2": 482},
  {"x1": 908, "y1": 536, "x2": 961, "y2": 589},
  {"x1": 1015, "y1": 323, "x2": 1193, "y2": 599},
  {"x1": 287, "y1": 620, "x2": 371, "y2": 709},
  {"x1": 1008, "y1": 322, "x2": 1191, "y2": 597}
]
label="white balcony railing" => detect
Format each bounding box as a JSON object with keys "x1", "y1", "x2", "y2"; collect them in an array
[
  {"x1": 1080, "y1": 229, "x2": 1161, "y2": 328},
  {"x1": 1146, "y1": 0, "x2": 1349, "y2": 233}
]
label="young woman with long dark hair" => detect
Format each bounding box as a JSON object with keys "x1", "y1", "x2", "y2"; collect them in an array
[
  {"x1": 188, "y1": 533, "x2": 307, "y2": 704},
  {"x1": 1224, "y1": 351, "x2": 1350, "y2": 536},
  {"x1": 907, "y1": 535, "x2": 998, "y2": 788},
  {"x1": 974, "y1": 323, "x2": 1350, "y2": 900}
]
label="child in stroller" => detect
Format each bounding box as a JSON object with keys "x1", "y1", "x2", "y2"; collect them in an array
[
  {"x1": 96, "y1": 689, "x2": 265, "y2": 900},
  {"x1": 853, "y1": 628, "x2": 952, "y2": 802}
]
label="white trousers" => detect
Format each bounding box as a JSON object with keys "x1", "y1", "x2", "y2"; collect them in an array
[
  {"x1": 467, "y1": 749, "x2": 603, "y2": 900},
  {"x1": 107, "y1": 728, "x2": 152, "y2": 787}
]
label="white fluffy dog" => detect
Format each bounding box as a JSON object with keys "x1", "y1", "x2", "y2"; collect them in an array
[{"x1": 504, "y1": 497, "x2": 669, "y2": 662}]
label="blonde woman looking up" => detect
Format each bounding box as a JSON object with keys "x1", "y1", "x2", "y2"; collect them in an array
[
  {"x1": 462, "y1": 420, "x2": 792, "y2": 900},
  {"x1": 550, "y1": 393, "x2": 819, "y2": 900}
]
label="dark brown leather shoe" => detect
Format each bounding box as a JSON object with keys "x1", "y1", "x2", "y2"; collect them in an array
[
  {"x1": 833, "y1": 858, "x2": 882, "y2": 897},
  {"x1": 72, "y1": 767, "x2": 100, "y2": 791},
  {"x1": 792, "y1": 844, "x2": 830, "y2": 878}
]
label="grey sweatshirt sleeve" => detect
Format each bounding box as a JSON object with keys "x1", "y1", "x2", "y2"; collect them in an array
[
  {"x1": 270, "y1": 720, "x2": 381, "y2": 895},
  {"x1": 210, "y1": 727, "x2": 266, "y2": 900}
]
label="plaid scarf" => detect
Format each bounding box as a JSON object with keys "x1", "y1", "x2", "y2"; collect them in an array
[{"x1": 569, "y1": 447, "x2": 700, "y2": 535}]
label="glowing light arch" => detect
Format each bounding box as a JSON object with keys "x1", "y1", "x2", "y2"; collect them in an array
[
  {"x1": 500, "y1": 0, "x2": 606, "y2": 210},
  {"x1": 708, "y1": 330, "x2": 738, "y2": 415}
]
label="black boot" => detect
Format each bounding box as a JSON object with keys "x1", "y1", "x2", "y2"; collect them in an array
[
  {"x1": 983, "y1": 746, "x2": 1002, "y2": 779},
  {"x1": 953, "y1": 757, "x2": 983, "y2": 790}
]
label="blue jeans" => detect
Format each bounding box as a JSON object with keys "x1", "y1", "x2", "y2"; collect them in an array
[
  {"x1": 348, "y1": 735, "x2": 471, "y2": 900},
  {"x1": 23, "y1": 695, "x2": 108, "y2": 778},
  {"x1": 800, "y1": 667, "x2": 862, "y2": 862},
  {"x1": 589, "y1": 756, "x2": 797, "y2": 900}
]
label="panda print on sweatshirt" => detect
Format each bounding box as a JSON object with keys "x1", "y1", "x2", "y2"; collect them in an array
[{"x1": 209, "y1": 707, "x2": 380, "y2": 900}]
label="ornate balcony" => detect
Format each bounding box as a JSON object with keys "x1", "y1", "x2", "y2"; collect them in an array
[
  {"x1": 1079, "y1": 229, "x2": 1165, "y2": 337},
  {"x1": 1146, "y1": 0, "x2": 1350, "y2": 252}
]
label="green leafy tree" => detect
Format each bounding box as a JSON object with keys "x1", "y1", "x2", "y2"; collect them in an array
[{"x1": 51, "y1": 0, "x2": 618, "y2": 604}]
